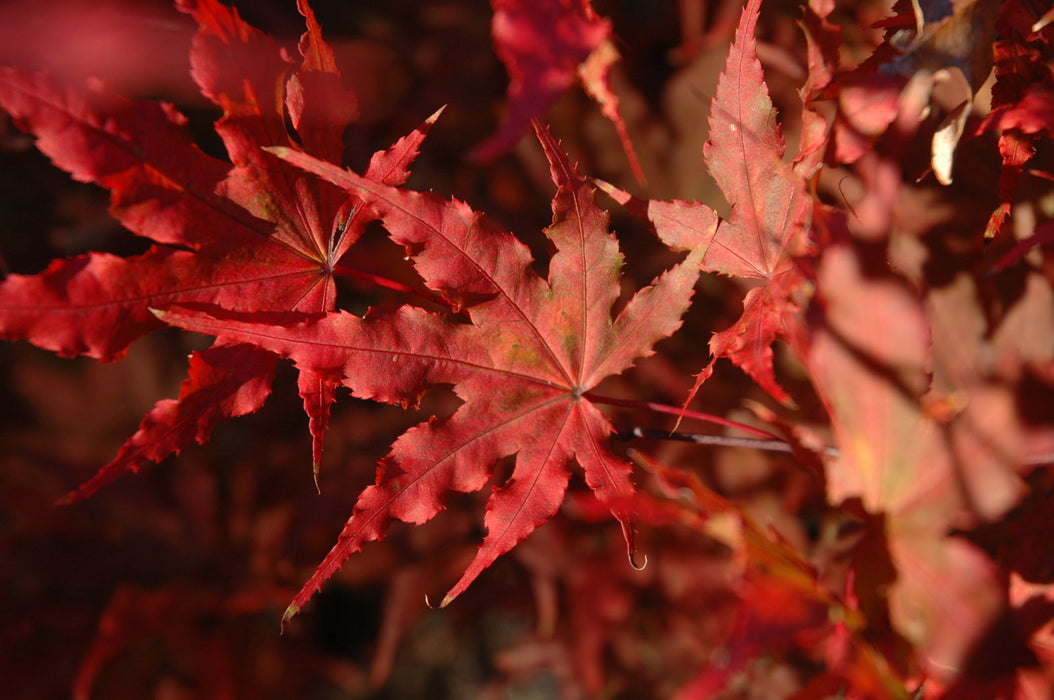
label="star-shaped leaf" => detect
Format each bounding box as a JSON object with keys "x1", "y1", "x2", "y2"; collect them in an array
[{"x1": 160, "y1": 122, "x2": 703, "y2": 621}]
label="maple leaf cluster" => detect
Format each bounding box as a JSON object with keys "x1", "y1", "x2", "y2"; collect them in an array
[{"x1": 1, "y1": 0, "x2": 1053, "y2": 697}]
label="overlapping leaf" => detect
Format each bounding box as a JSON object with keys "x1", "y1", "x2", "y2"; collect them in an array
[
  {"x1": 473, "y1": 0, "x2": 643, "y2": 181},
  {"x1": 807, "y1": 235, "x2": 1030, "y2": 682},
  {"x1": 602, "y1": 0, "x2": 813, "y2": 404},
  {"x1": 0, "y1": 0, "x2": 432, "y2": 498},
  {"x1": 161, "y1": 122, "x2": 703, "y2": 621}
]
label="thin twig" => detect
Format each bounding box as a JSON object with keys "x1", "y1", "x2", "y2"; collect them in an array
[
  {"x1": 613, "y1": 424, "x2": 837, "y2": 455},
  {"x1": 616, "y1": 425, "x2": 1054, "y2": 466},
  {"x1": 586, "y1": 393, "x2": 780, "y2": 439},
  {"x1": 331, "y1": 264, "x2": 450, "y2": 308}
]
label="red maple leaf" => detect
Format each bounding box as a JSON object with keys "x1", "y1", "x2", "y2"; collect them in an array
[
  {"x1": 600, "y1": 0, "x2": 813, "y2": 404},
  {"x1": 0, "y1": 0, "x2": 433, "y2": 498},
  {"x1": 472, "y1": 0, "x2": 644, "y2": 182},
  {"x1": 160, "y1": 121, "x2": 703, "y2": 621}
]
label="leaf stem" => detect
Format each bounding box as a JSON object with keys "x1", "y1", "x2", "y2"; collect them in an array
[
  {"x1": 331, "y1": 264, "x2": 449, "y2": 308},
  {"x1": 618, "y1": 429, "x2": 1054, "y2": 465},
  {"x1": 615, "y1": 424, "x2": 837, "y2": 457},
  {"x1": 584, "y1": 392, "x2": 779, "y2": 439}
]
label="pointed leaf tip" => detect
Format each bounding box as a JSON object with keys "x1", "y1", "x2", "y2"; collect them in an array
[
  {"x1": 55, "y1": 491, "x2": 78, "y2": 507},
  {"x1": 630, "y1": 551, "x2": 648, "y2": 571},
  {"x1": 281, "y1": 602, "x2": 300, "y2": 631},
  {"x1": 622, "y1": 520, "x2": 647, "y2": 570},
  {"x1": 263, "y1": 145, "x2": 295, "y2": 159}
]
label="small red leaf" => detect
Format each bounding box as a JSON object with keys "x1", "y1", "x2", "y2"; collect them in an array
[
  {"x1": 61, "y1": 344, "x2": 276, "y2": 503},
  {"x1": 473, "y1": 0, "x2": 642, "y2": 180}
]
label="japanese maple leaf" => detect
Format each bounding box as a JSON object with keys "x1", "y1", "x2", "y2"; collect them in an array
[
  {"x1": 0, "y1": 0, "x2": 432, "y2": 498},
  {"x1": 159, "y1": 122, "x2": 703, "y2": 621},
  {"x1": 601, "y1": 0, "x2": 813, "y2": 404},
  {"x1": 472, "y1": 0, "x2": 644, "y2": 182},
  {"x1": 797, "y1": 0, "x2": 841, "y2": 177}
]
